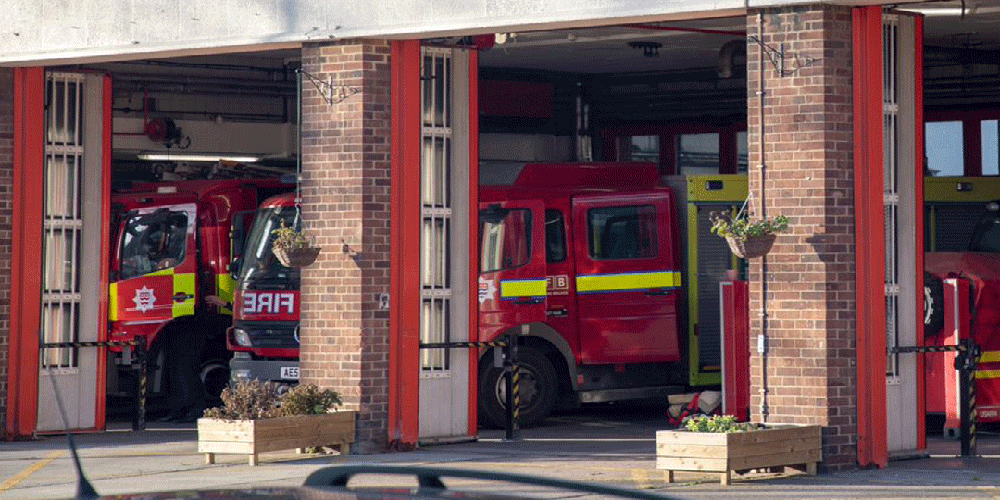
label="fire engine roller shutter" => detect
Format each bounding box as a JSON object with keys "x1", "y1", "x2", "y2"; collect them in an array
[
  {"x1": 924, "y1": 177, "x2": 1000, "y2": 252},
  {"x1": 695, "y1": 204, "x2": 733, "y2": 371},
  {"x1": 667, "y1": 174, "x2": 746, "y2": 387}
]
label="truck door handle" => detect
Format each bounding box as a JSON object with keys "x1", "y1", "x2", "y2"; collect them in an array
[
  {"x1": 172, "y1": 292, "x2": 194, "y2": 302},
  {"x1": 547, "y1": 308, "x2": 568, "y2": 317},
  {"x1": 513, "y1": 298, "x2": 543, "y2": 305},
  {"x1": 644, "y1": 289, "x2": 674, "y2": 296}
]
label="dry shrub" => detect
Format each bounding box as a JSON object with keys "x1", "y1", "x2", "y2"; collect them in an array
[
  {"x1": 203, "y1": 379, "x2": 281, "y2": 420},
  {"x1": 202, "y1": 380, "x2": 341, "y2": 420}
]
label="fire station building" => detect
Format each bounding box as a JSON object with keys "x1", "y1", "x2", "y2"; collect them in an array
[{"x1": 1, "y1": 0, "x2": 998, "y2": 471}]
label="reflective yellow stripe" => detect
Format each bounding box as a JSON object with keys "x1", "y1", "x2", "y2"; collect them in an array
[
  {"x1": 216, "y1": 273, "x2": 235, "y2": 314},
  {"x1": 925, "y1": 176, "x2": 1000, "y2": 203},
  {"x1": 173, "y1": 273, "x2": 196, "y2": 317},
  {"x1": 576, "y1": 271, "x2": 682, "y2": 293},
  {"x1": 979, "y1": 351, "x2": 1000, "y2": 364},
  {"x1": 109, "y1": 282, "x2": 119, "y2": 321},
  {"x1": 500, "y1": 279, "x2": 547, "y2": 299},
  {"x1": 975, "y1": 370, "x2": 1000, "y2": 379}
]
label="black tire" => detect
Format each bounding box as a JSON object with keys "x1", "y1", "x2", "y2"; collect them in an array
[
  {"x1": 200, "y1": 359, "x2": 230, "y2": 406},
  {"x1": 478, "y1": 346, "x2": 558, "y2": 429},
  {"x1": 925, "y1": 272, "x2": 945, "y2": 337}
]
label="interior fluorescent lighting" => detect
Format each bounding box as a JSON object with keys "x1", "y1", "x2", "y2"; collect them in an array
[{"x1": 137, "y1": 153, "x2": 261, "y2": 162}]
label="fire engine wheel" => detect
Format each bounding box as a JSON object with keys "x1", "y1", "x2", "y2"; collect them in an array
[
  {"x1": 925, "y1": 272, "x2": 945, "y2": 337},
  {"x1": 201, "y1": 360, "x2": 230, "y2": 405},
  {"x1": 478, "y1": 346, "x2": 557, "y2": 429}
]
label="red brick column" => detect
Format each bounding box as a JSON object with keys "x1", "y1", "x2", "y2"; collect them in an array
[
  {"x1": 746, "y1": 5, "x2": 857, "y2": 470},
  {"x1": 0, "y1": 69, "x2": 12, "y2": 436},
  {"x1": 299, "y1": 41, "x2": 392, "y2": 453}
]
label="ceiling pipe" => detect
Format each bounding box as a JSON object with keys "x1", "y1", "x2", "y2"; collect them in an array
[
  {"x1": 924, "y1": 45, "x2": 1000, "y2": 65},
  {"x1": 628, "y1": 24, "x2": 746, "y2": 37}
]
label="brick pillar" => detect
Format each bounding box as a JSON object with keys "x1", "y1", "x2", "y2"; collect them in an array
[
  {"x1": 0, "y1": 69, "x2": 12, "y2": 436},
  {"x1": 746, "y1": 5, "x2": 857, "y2": 470},
  {"x1": 299, "y1": 41, "x2": 392, "y2": 453}
]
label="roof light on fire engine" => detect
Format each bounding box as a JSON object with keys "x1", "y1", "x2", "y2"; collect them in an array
[
  {"x1": 233, "y1": 328, "x2": 252, "y2": 347},
  {"x1": 987, "y1": 201, "x2": 999, "y2": 212}
]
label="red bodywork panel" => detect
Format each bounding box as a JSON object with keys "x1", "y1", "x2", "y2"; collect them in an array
[
  {"x1": 926, "y1": 252, "x2": 1000, "y2": 422},
  {"x1": 477, "y1": 199, "x2": 548, "y2": 342}
]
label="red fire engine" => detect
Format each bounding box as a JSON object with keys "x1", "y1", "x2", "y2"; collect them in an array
[
  {"x1": 227, "y1": 192, "x2": 302, "y2": 385},
  {"x1": 107, "y1": 178, "x2": 293, "y2": 409}
]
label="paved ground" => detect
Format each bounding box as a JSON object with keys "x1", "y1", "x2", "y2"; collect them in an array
[{"x1": 1, "y1": 404, "x2": 999, "y2": 499}]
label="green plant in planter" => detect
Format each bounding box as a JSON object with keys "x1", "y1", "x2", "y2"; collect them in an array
[
  {"x1": 279, "y1": 383, "x2": 342, "y2": 415},
  {"x1": 682, "y1": 414, "x2": 757, "y2": 433},
  {"x1": 709, "y1": 210, "x2": 790, "y2": 240}
]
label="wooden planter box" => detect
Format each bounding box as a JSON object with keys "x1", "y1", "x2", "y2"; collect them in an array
[
  {"x1": 198, "y1": 411, "x2": 355, "y2": 466},
  {"x1": 656, "y1": 424, "x2": 821, "y2": 485}
]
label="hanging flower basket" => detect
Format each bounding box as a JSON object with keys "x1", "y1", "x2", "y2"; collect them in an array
[
  {"x1": 710, "y1": 210, "x2": 789, "y2": 259},
  {"x1": 273, "y1": 245, "x2": 321, "y2": 268},
  {"x1": 271, "y1": 221, "x2": 321, "y2": 268},
  {"x1": 724, "y1": 233, "x2": 777, "y2": 259}
]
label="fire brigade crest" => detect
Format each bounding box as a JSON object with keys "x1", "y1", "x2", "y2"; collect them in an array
[
  {"x1": 478, "y1": 277, "x2": 496, "y2": 304},
  {"x1": 133, "y1": 286, "x2": 157, "y2": 313}
]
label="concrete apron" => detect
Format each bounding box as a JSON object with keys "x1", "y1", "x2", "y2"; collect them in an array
[{"x1": 0, "y1": 410, "x2": 999, "y2": 500}]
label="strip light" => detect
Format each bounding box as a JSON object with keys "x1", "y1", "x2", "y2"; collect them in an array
[{"x1": 137, "y1": 153, "x2": 261, "y2": 163}]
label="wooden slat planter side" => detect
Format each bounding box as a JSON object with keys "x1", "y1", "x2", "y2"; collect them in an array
[
  {"x1": 656, "y1": 425, "x2": 821, "y2": 485},
  {"x1": 198, "y1": 411, "x2": 356, "y2": 466}
]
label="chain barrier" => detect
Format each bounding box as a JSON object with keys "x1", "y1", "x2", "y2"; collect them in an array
[
  {"x1": 39, "y1": 336, "x2": 148, "y2": 431},
  {"x1": 419, "y1": 333, "x2": 520, "y2": 440},
  {"x1": 890, "y1": 338, "x2": 980, "y2": 456}
]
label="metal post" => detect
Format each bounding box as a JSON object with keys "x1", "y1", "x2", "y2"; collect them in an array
[
  {"x1": 133, "y1": 336, "x2": 147, "y2": 432},
  {"x1": 504, "y1": 332, "x2": 516, "y2": 440},
  {"x1": 511, "y1": 335, "x2": 520, "y2": 441},
  {"x1": 957, "y1": 338, "x2": 978, "y2": 457}
]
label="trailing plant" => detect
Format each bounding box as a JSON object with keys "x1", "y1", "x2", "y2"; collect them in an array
[
  {"x1": 279, "y1": 384, "x2": 342, "y2": 416},
  {"x1": 709, "y1": 210, "x2": 790, "y2": 241},
  {"x1": 682, "y1": 414, "x2": 757, "y2": 433},
  {"x1": 271, "y1": 220, "x2": 313, "y2": 252}
]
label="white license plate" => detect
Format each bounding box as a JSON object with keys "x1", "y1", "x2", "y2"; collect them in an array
[{"x1": 280, "y1": 366, "x2": 299, "y2": 380}]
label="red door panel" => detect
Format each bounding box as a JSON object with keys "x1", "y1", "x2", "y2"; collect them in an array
[
  {"x1": 572, "y1": 192, "x2": 681, "y2": 364},
  {"x1": 478, "y1": 200, "x2": 547, "y2": 342}
]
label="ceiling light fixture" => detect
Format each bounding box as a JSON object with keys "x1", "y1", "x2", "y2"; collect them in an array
[{"x1": 137, "y1": 153, "x2": 261, "y2": 163}]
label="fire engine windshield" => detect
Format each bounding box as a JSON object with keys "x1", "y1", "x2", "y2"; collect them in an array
[
  {"x1": 479, "y1": 207, "x2": 532, "y2": 273},
  {"x1": 120, "y1": 210, "x2": 189, "y2": 280},
  {"x1": 240, "y1": 206, "x2": 301, "y2": 282}
]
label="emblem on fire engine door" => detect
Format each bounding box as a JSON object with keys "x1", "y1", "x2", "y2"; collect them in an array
[
  {"x1": 133, "y1": 286, "x2": 157, "y2": 313},
  {"x1": 478, "y1": 277, "x2": 496, "y2": 304}
]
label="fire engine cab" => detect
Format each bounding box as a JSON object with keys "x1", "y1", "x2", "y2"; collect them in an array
[{"x1": 477, "y1": 162, "x2": 731, "y2": 427}]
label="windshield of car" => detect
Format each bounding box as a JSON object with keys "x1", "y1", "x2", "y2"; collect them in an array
[
  {"x1": 119, "y1": 209, "x2": 189, "y2": 280},
  {"x1": 969, "y1": 209, "x2": 1000, "y2": 253},
  {"x1": 240, "y1": 205, "x2": 301, "y2": 283}
]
